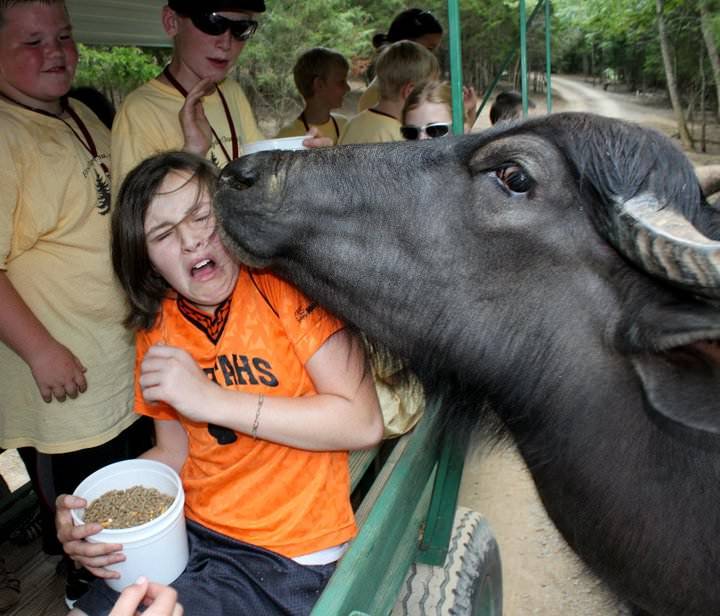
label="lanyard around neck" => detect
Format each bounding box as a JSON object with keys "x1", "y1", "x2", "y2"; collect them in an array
[
  {"x1": 300, "y1": 111, "x2": 339, "y2": 140},
  {"x1": 0, "y1": 92, "x2": 110, "y2": 177},
  {"x1": 162, "y1": 67, "x2": 239, "y2": 163}
]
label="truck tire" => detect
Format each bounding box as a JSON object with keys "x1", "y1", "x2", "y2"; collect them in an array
[{"x1": 393, "y1": 507, "x2": 502, "y2": 616}]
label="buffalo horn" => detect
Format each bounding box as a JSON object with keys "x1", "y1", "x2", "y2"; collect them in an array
[{"x1": 607, "y1": 192, "x2": 720, "y2": 298}]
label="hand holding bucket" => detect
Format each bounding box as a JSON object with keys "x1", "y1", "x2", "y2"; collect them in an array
[{"x1": 71, "y1": 459, "x2": 189, "y2": 592}]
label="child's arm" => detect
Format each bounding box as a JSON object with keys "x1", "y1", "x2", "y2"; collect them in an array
[
  {"x1": 139, "y1": 329, "x2": 384, "y2": 451},
  {"x1": 0, "y1": 271, "x2": 87, "y2": 402},
  {"x1": 139, "y1": 418, "x2": 189, "y2": 475}
]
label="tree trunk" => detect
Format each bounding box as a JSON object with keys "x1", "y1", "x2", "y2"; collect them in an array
[
  {"x1": 656, "y1": 0, "x2": 693, "y2": 149},
  {"x1": 699, "y1": 0, "x2": 720, "y2": 122}
]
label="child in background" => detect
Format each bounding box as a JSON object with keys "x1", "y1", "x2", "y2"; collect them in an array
[
  {"x1": 401, "y1": 81, "x2": 478, "y2": 138},
  {"x1": 489, "y1": 89, "x2": 534, "y2": 125},
  {"x1": 56, "y1": 151, "x2": 383, "y2": 616},
  {"x1": 358, "y1": 8, "x2": 443, "y2": 112},
  {"x1": 0, "y1": 0, "x2": 150, "y2": 606},
  {"x1": 339, "y1": 40, "x2": 439, "y2": 145},
  {"x1": 276, "y1": 47, "x2": 350, "y2": 145},
  {"x1": 401, "y1": 80, "x2": 453, "y2": 140}
]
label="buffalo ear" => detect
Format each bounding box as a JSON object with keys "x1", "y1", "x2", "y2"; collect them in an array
[{"x1": 622, "y1": 302, "x2": 720, "y2": 447}]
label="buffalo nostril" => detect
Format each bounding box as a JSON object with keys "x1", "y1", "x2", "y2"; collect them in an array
[
  {"x1": 218, "y1": 170, "x2": 254, "y2": 191},
  {"x1": 218, "y1": 155, "x2": 264, "y2": 190}
]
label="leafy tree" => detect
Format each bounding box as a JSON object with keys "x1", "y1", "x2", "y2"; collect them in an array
[
  {"x1": 74, "y1": 44, "x2": 169, "y2": 108},
  {"x1": 656, "y1": 0, "x2": 693, "y2": 147}
]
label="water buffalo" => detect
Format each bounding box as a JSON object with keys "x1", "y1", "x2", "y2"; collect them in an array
[{"x1": 215, "y1": 112, "x2": 720, "y2": 616}]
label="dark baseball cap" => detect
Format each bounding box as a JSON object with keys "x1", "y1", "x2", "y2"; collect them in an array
[{"x1": 168, "y1": 0, "x2": 266, "y2": 14}]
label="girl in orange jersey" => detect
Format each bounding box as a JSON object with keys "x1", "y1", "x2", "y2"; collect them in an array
[{"x1": 56, "y1": 151, "x2": 383, "y2": 616}]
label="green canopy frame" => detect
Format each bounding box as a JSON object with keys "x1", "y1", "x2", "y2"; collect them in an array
[{"x1": 447, "y1": 0, "x2": 553, "y2": 133}]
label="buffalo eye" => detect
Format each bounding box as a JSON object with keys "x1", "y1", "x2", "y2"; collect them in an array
[{"x1": 493, "y1": 164, "x2": 533, "y2": 193}]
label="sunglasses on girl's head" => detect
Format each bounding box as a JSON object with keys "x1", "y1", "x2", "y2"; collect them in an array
[
  {"x1": 400, "y1": 122, "x2": 452, "y2": 140},
  {"x1": 189, "y1": 13, "x2": 258, "y2": 41}
]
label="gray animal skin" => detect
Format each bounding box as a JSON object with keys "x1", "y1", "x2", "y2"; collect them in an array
[{"x1": 215, "y1": 112, "x2": 720, "y2": 616}]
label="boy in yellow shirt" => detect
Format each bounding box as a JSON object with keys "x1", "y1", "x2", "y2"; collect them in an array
[
  {"x1": 276, "y1": 47, "x2": 350, "y2": 145},
  {"x1": 0, "y1": 0, "x2": 150, "y2": 606},
  {"x1": 339, "y1": 40, "x2": 438, "y2": 145},
  {"x1": 111, "y1": 0, "x2": 267, "y2": 196}
]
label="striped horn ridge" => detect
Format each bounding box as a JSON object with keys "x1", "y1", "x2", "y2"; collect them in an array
[{"x1": 605, "y1": 192, "x2": 720, "y2": 298}]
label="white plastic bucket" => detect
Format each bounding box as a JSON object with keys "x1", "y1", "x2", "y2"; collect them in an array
[
  {"x1": 241, "y1": 135, "x2": 307, "y2": 156},
  {"x1": 71, "y1": 459, "x2": 189, "y2": 592}
]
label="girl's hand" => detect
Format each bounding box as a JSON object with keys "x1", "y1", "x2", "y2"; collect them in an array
[
  {"x1": 180, "y1": 78, "x2": 215, "y2": 156},
  {"x1": 29, "y1": 340, "x2": 87, "y2": 403},
  {"x1": 302, "y1": 125, "x2": 333, "y2": 149},
  {"x1": 110, "y1": 577, "x2": 183, "y2": 616},
  {"x1": 55, "y1": 494, "x2": 124, "y2": 578},
  {"x1": 139, "y1": 344, "x2": 216, "y2": 422}
]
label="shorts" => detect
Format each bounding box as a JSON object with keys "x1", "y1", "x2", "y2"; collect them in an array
[{"x1": 74, "y1": 519, "x2": 336, "y2": 616}]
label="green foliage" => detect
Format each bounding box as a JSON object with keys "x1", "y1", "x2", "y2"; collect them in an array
[
  {"x1": 70, "y1": 0, "x2": 718, "y2": 127},
  {"x1": 74, "y1": 44, "x2": 168, "y2": 105},
  {"x1": 553, "y1": 0, "x2": 718, "y2": 101}
]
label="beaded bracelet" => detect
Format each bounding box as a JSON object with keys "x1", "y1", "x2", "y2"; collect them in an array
[{"x1": 251, "y1": 393, "x2": 264, "y2": 439}]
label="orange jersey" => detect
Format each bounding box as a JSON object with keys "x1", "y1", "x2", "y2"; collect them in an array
[{"x1": 134, "y1": 269, "x2": 355, "y2": 558}]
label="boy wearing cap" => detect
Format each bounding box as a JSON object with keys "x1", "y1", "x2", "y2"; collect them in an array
[{"x1": 110, "y1": 0, "x2": 266, "y2": 195}]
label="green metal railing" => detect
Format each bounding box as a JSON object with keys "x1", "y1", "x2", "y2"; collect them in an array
[{"x1": 447, "y1": 0, "x2": 553, "y2": 128}]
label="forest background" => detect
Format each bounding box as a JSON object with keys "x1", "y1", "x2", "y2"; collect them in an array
[{"x1": 73, "y1": 0, "x2": 720, "y2": 152}]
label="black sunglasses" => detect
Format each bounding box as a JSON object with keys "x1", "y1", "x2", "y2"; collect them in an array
[
  {"x1": 189, "y1": 13, "x2": 258, "y2": 41},
  {"x1": 400, "y1": 122, "x2": 451, "y2": 140}
]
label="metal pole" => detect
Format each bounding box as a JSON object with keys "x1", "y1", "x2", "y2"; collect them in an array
[
  {"x1": 447, "y1": 0, "x2": 464, "y2": 135},
  {"x1": 475, "y1": 0, "x2": 545, "y2": 118},
  {"x1": 519, "y1": 0, "x2": 528, "y2": 117},
  {"x1": 545, "y1": 0, "x2": 553, "y2": 113}
]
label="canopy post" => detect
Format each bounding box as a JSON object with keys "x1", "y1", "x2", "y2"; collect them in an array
[
  {"x1": 545, "y1": 0, "x2": 553, "y2": 113},
  {"x1": 519, "y1": 0, "x2": 529, "y2": 116},
  {"x1": 475, "y1": 0, "x2": 546, "y2": 120},
  {"x1": 447, "y1": 0, "x2": 464, "y2": 135}
]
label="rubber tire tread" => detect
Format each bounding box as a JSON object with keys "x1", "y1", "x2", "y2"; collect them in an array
[{"x1": 393, "y1": 506, "x2": 502, "y2": 616}]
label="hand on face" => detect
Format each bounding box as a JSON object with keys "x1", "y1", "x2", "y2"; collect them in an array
[
  {"x1": 180, "y1": 78, "x2": 215, "y2": 156},
  {"x1": 139, "y1": 343, "x2": 217, "y2": 422}
]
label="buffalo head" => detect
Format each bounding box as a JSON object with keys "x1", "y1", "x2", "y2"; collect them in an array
[{"x1": 215, "y1": 112, "x2": 720, "y2": 615}]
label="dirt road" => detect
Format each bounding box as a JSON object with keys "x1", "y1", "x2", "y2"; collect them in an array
[{"x1": 456, "y1": 74, "x2": 719, "y2": 616}]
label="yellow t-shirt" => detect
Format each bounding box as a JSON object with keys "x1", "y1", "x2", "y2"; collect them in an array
[
  {"x1": 0, "y1": 99, "x2": 136, "y2": 453},
  {"x1": 276, "y1": 113, "x2": 348, "y2": 145},
  {"x1": 135, "y1": 269, "x2": 355, "y2": 558},
  {"x1": 357, "y1": 79, "x2": 380, "y2": 113},
  {"x1": 111, "y1": 77, "x2": 264, "y2": 196},
  {"x1": 338, "y1": 109, "x2": 402, "y2": 145}
]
